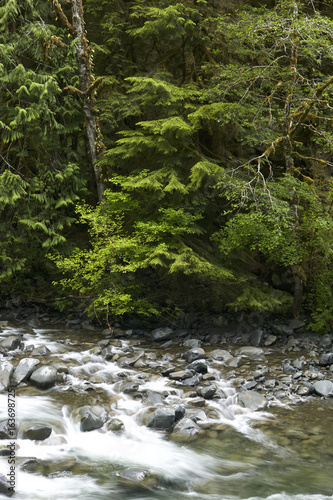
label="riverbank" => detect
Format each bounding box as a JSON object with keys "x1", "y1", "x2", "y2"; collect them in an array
[{"x1": 0, "y1": 314, "x2": 333, "y2": 498}]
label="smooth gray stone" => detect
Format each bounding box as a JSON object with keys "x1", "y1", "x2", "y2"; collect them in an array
[
  {"x1": 184, "y1": 348, "x2": 206, "y2": 363},
  {"x1": 145, "y1": 408, "x2": 175, "y2": 430},
  {"x1": 11, "y1": 358, "x2": 40, "y2": 386},
  {"x1": 0, "y1": 361, "x2": 14, "y2": 392},
  {"x1": 30, "y1": 366, "x2": 57, "y2": 389},
  {"x1": 151, "y1": 327, "x2": 174, "y2": 341},
  {"x1": 172, "y1": 418, "x2": 202, "y2": 438},
  {"x1": 313, "y1": 380, "x2": 333, "y2": 397},
  {"x1": 238, "y1": 390, "x2": 267, "y2": 410},
  {"x1": 23, "y1": 425, "x2": 52, "y2": 441}
]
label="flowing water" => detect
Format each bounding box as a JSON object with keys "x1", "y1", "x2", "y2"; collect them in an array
[{"x1": 0, "y1": 325, "x2": 333, "y2": 500}]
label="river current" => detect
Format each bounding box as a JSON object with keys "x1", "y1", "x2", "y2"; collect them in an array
[{"x1": 0, "y1": 324, "x2": 332, "y2": 500}]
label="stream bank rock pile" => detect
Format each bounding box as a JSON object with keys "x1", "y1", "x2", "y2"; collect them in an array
[{"x1": 0, "y1": 316, "x2": 333, "y2": 456}]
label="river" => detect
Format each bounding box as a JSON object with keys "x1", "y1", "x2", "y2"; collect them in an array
[{"x1": 0, "y1": 323, "x2": 333, "y2": 500}]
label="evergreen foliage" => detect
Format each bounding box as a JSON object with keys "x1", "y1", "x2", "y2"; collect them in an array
[
  {"x1": 0, "y1": 0, "x2": 86, "y2": 295},
  {"x1": 3, "y1": 0, "x2": 333, "y2": 329}
]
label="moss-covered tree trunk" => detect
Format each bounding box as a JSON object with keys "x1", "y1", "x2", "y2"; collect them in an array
[{"x1": 71, "y1": 0, "x2": 105, "y2": 202}]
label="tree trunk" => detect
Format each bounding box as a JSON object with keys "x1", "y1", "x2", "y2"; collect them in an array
[{"x1": 70, "y1": 0, "x2": 105, "y2": 202}]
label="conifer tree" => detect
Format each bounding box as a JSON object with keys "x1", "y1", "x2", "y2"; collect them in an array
[{"x1": 0, "y1": 0, "x2": 85, "y2": 295}]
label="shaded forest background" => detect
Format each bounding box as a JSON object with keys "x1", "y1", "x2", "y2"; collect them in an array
[{"x1": 2, "y1": 0, "x2": 333, "y2": 331}]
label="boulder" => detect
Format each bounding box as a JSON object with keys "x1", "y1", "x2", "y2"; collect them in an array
[
  {"x1": 184, "y1": 348, "x2": 206, "y2": 363},
  {"x1": 313, "y1": 380, "x2": 333, "y2": 397},
  {"x1": 319, "y1": 353, "x2": 333, "y2": 367},
  {"x1": 238, "y1": 390, "x2": 267, "y2": 411},
  {"x1": 11, "y1": 358, "x2": 40, "y2": 386},
  {"x1": 22, "y1": 425, "x2": 52, "y2": 441},
  {"x1": 0, "y1": 361, "x2": 14, "y2": 392},
  {"x1": 0, "y1": 474, "x2": 14, "y2": 497},
  {"x1": 30, "y1": 345, "x2": 51, "y2": 356},
  {"x1": 197, "y1": 385, "x2": 217, "y2": 399},
  {"x1": 145, "y1": 408, "x2": 175, "y2": 430},
  {"x1": 186, "y1": 360, "x2": 208, "y2": 374},
  {"x1": 209, "y1": 349, "x2": 233, "y2": 362},
  {"x1": 0, "y1": 336, "x2": 21, "y2": 351},
  {"x1": 30, "y1": 366, "x2": 58, "y2": 389},
  {"x1": 151, "y1": 327, "x2": 174, "y2": 341},
  {"x1": 169, "y1": 370, "x2": 193, "y2": 381},
  {"x1": 172, "y1": 418, "x2": 202, "y2": 439},
  {"x1": 106, "y1": 418, "x2": 125, "y2": 432},
  {"x1": 79, "y1": 405, "x2": 108, "y2": 432},
  {"x1": 0, "y1": 422, "x2": 11, "y2": 440},
  {"x1": 250, "y1": 329, "x2": 264, "y2": 347}
]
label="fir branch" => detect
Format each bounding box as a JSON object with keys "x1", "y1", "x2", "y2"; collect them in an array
[{"x1": 51, "y1": 0, "x2": 75, "y2": 35}]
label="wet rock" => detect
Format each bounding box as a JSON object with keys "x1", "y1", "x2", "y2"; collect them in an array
[
  {"x1": 264, "y1": 335, "x2": 277, "y2": 346},
  {"x1": 283, "y1": 364, "x2": 296, "y2": 374},
  {"x1": 79, "y1": 405, "x2": 108, "y2": 432},
  {"x1": 186, "y1": 360, "x2": 208, "y2": 374},
  {"x1": 225, "y1": 356, "x2": 244, "y2": 368},
  {"x1": 264, "y1": 379, "x2": 276, "y2": 389},
  {"x1": 238, "y1": 390, "x2": 267, "y2": 411},
  {"x1": 31, "y1": 345, "x2": 51, "y2": 356},
  {"x1": 209, "y1": 349, "x2": 232, "y2": 362},
  {"x1": 169, "y1": 370, "x2": 193, "y2": 381},
  {"x1": 250, "y1": 329, "x2": 264, "y2": 347},
  {"x1": 106, "y1": 418, "x2": 125, "y2": 432},
  {"x1": 292, "y1": 358, "x2": 305, "y2": 370},
  {"x1": 11, "y1": 358, "x2": 40, "y2": 386},
  {"x1": 151, "y1": 327, "x2": 174, "y2": 341},
  {"x1": 183, "y1": 339, "x2": 201, "y2": 348},
  {"x1": 0, "y1": 474, "x2": 14, "y2": 497},
  {"x1": 175, "y1": 405, "x2": 186, "y2": 421},
  {"x1": 319, "y1": 353, "x2": 333, "y2": 366},
  {"x1": 244, "y1": 380, "x2": 257, "y2": 390},
  {"x1": 22, "y1": 425, "x2": 52, "y2": 441},
  {"x1": 0, "y1": 336, "x2": 21, "y2": 351},
  {"x1": 119, "y1": 467, "x2": 158, "y2": 488},
  {"x1": 172, "y1": 418, "x2": 202, "y2": 439},
  {"x1": 289, "y1": 319, "x2": 306, "y2": 331},
  {"x1": 313, "y1": 380, "x2": 333, "y2": 397},
  {"x1": 161, "y1": 366, "x2": 176, "y2": 377},
  {"x1": 190, "y1": 398, "x2": 206, "y2": 407},
  {"x1": 183, "y1": 348, "x2": 206, "y2": 363},
  {"x1": 181, "y1": 374, "x2": 202, "y2": 387},
  {"x1": 144, "y1": 390, "x2": 164, "y2": 406},
  {"x1": 319, "y1": 335, "x2": 332, "y2": 348},
  {"x1": 30, "y1": 366, "x2": 58, "y2": 389},
  {"x1": 145, "y1": 407, "x2": 175, "y2": 430},
  {"x1": 202, "y1": 373, "x2": 215, "y2": 381},
  {"x1": 0, "y1": 422, "x2": 10, "y2": 440},
  {"x1": 0, "y1": 361, "x2": 14, "y2": 392},
  {"x1": 118, "y1": 351, "x2": 145, "y2": 367},
  {"x1": 197, "y1": 385, "x2": 217, "y2": 399},
  {"x1": 237, "y1": 347, "x2": 264, "y2": 358}
]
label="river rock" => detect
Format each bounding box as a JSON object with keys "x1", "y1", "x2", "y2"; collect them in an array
[
  {"x1": 313, "y1": 380, "x2": 333, "y2": 397},
  {"x1": 184, "y1": 348, "x2": 206, "y2": 363},
  {"x1": 181, "y1": 374, "x2": 202, "y2": 387},
  {"x1": 120, "y1": 467, "x2": 150, "y2": 482},
  {"x1": 11, "y1": 358, "x2": 40, "y2": 386},
  {"x1": 22, "y1": 425, "x2": 52, "y2": 441},
  {"x1": 319, "y1": 353, "x2": 333, "y2": 366},
  {"x1": 169, "y1": 370, "x2": 193, "y2": 380},
  {"x1": 225, "y1": 356, "x2": 244, "y2": 368},
  {"x1": 0, "y1": 474, "x2": 14, "y2": 497},
  {"x1": 237, "y1": 347, "x2": 264, "y2": 358},
  {"x1": 175, "y1": 405, "x2": 186, "y2": 421},
  {"x1": 197, "y1": 385, "x2": 217, "y2": 399},
  {"x1": 209, "y1": 349, "x2": 232, "y2": 362},
  {"x1": 264, "y1": 335, "x2": 277, "y2": 346},
  {"x1": 238, "y1": 390, "x2": 267, "y2": 410},
  {"x1": 250, "y1": 329, "x2": 264, "y2": 347},
  {"x1": 183, "y1": 339, "x2": 201, "y2": 348},
  {"x1": 151, "y1": 327, "x2": 174, "y2": 341},
  {"x1": 79, "y1": 405, "x2": 108, "y2": 432},
  {"x1": 31, "y1": 345, "x2": 51, "y2": 356},
  {"x1": 186, "y1": 360, "x2": 208, "y2": 374},
  {"x1": 0, "y1": 336, "x2": 21, "y2": 351},
  {"x1": 172, "y1": 418, "x2": 202, "y2": 439},
  {"x1": 145, "y1": 407, "x2": 175, "y2": 430},
  {"x1": 0, "y1": 361, "x2": 14, "y2": 392},
  {"x1": 0, "y1": 422, "x2": 11, "y2": 440},
  {"x1": 30, "y1": 366, "x2": 58, "y2": 389},
  {"x1": 118, "y1": 351, "x2": 145, "y2": 367},
  {"x1": 106, "y1": 417, "x2": 125, "y2": 432}
]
